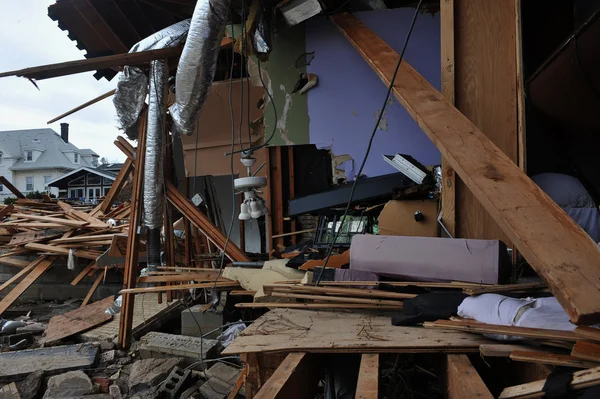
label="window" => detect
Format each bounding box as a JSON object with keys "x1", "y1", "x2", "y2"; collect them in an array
[
  {"x1": 0, "y1": 152, "x2": 3, "y2": 165},
  {"x1": 0, "y1": 184, "x2": 3, "y2": 192},
  {"x1": 26, "y1": 176, "x2": 33, "y2": 191},
  {"x1": 69, "y1": 188, "x2": 84, "y2": 198},
  {"x1": 25, "y1": 151, "x2": 33, "y2": 162},
  {"x1": 73, "y1": 153, "x2": 79, "y2": 164},
  {"x1": 87, "y1": 174, "x2": 101, "y2": 185},
  {"x1": 68, "y1": 175, "x2": 85, "y2": 186}
]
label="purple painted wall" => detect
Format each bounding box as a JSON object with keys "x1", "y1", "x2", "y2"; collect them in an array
[{"x1": 306, "y1": 9, "x2": 441, "y2": 179}]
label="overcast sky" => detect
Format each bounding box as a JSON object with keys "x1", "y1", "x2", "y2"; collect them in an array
[{"x1": 0, "y1": 1, "x2": 126, "y2": 162}]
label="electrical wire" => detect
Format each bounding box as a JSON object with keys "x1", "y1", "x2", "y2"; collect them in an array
[{"x1": 315, "y1": 0, "x2": 424, "y2": 286}]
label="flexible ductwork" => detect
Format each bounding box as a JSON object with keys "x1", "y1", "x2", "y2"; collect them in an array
[
  {"x1": 144, "y1": 59, "x2": 169, "y2": 269},
  {"x1": 170, "y1": 0, "x2": 231, "y2": 135},
  {"x1": 113, "y1": 20, "x2": 190, "y2": 139}
]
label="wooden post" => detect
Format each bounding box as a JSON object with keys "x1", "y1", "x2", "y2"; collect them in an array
[
  {"x1": 356, "y1": 354, "x2": 379, "y2": 399},
  {"x1": 118, "y1": 109, "x2": 148, "y2": 348},
  {"x1": 446, "y1": 354, "x2": 493, "y2": 398},
  {"x1": 287, "y1": 146, "x2": 297, "y2": 245}
]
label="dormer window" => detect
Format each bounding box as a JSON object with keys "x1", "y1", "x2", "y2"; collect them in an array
[
  {"x1": 74, "y1": 153, "x2": 79, "y2": 164},
  {"x1": 25, "y1": 151, "x2": 33, "y2": 162}
]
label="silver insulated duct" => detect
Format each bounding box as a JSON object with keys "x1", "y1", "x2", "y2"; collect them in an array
[
  {"x1": 144, "y1": 59, "x2": 169, "y2": 270},
  {"x1": 113, "y1": 19, "x2": 190, "y2": 139},
  {"x1": 170, "y1": 0, "x2": 231, "y2": 135}
]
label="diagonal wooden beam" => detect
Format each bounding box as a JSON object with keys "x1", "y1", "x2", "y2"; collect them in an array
[
  {"x1": 100, "y1": 158, "x2": 134, "y2": 214},
  {"x1": 254, "y1": 353, "x2": 321, "y2": 399},
  {"x1": 0, "y1": 177, "x2": 25, "y2": 199},
  {"x1": 331, "y1": 14, "x2": 600, "y2": 325}
]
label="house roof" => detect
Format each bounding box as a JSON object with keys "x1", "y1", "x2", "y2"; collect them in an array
[
  {"x1": 97, "y1": 162, "x2": 125, "y2": 172},
  {"x1": 47, "y1": 166, "x2": 117, "y2": 187},
  {"x1": 47, "y1": 0, "x2": 193, "y2": 80},
  {"x1": 0, "y1": 128, "x2": 97, "y2": 171}
]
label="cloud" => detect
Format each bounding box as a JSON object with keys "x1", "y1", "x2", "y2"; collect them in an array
[{"x1": 0, "y1": 0, "x2": 126, "y2": 162}]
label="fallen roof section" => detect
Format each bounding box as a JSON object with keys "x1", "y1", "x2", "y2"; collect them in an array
[{"x1": 331, "y1": 13, "x2": 600, "y2": 325}]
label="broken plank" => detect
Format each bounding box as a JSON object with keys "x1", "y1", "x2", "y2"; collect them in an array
[
  {"x1": 0, "y1": 257, "x2": 30, "y2": 268},
  {"x1": 120, "y1": 281, "x2": 240, "y2": 294},
  {"x1": 41, "y1": 296, "x2": 114, "y2": 345},
  {"x1": 446, "y1": 354, "x2": 493, "y2": 399},
  {"x1": 237, "y1": 303, "x2": 403, "y2": 310},
  {"x1": 0, "y1": 256, "x2": 58, "y2": 315},
  {"x1": 81, "y1": 272, "x2": 104, "y2": 307},
  {"x1": 0, "y1": 343, "x2": 99, "y2": 382},
  {"x1": 0, "y1": 204, "x2": 14, "y2": 219},
  {"x1": 254, "y1": 353, "x2": 320, "y2": 399},
  {"x1": 355, "y1": 354, "x2": 379, "y2": 399},
  {"x1": 50, "y1": 234, "x2": 117, "y2": 245},
  {"x1": 480, "y1": 344, "x2": 541, "y2": 358},
  {"x1": 424, "y1": 320, "x2": 579, "y2": 342},
  {"x1": 264, "y1": 284, "x2": 416, "y2": 299},
  {"x1": 270, "y1": 292, "x2": 405, "y2": 307},
  {"x1": 100, "y1": 157, "x2": 133, "y2": 214},
  {"x1": 331, "y1": 13, "x2": 600, "y2": 325},
  {"x1": 510, "y1": 351, "x2": 599, "y2": 369},
  {"x1": 0, "y1": 177, "x2": 24, "y2": 199},
  {"x1": 0, "y1": 47, "x2": 181, "y2": 80},
  {"x1": 47, "y1": 89, "x2": 116, "y2": 124},
  {"x1": 12, "y1": 213, "x2": 88, "y2": 228},
  {"x1": 575, "y1": 326, "x2": 600, "y2": 343},
  {"x1": 499, "y1": 365, "x2": 600, "y2": 398},
  {"x1": 223, "y1": 308, "x2": 491, "y2": 355},
  {"x1": 24, "y1": 243, "x2": 101, "y2": 260},
  {"x1": 137, "y1": 273, "x2": 230, "y2": 283},
  {"x1": 571, "y1": 341, "x2": 600, "y2": 363},
  {"x1": 71, "y1": 262, "x2": 96, "y2": 286},
  {"x1": 0, "y1": 256, "x2": 45, "y2": 292}
]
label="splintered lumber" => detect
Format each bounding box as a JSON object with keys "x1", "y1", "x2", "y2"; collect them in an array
[
  {"x1": 0, "y1": 177, "x2": 24, "y2": 199},
  {"x1": 331, "y1": 13, "x2": 600, "y2": 325},
  {"x1": 12, "y1": 213, "x2": 88, "y2": 228},
  {"x1": 0, "y1": 257, "x2": 30, "y2": 268},
  {"x1": 8, "y1": 230, "x2": 63, "y2": 247},
  {"x1": 0, "y1": 204, "x2": 14, "y2": 219},
  {"x1": 0, "y1": 256, "x2": 45, "y2": 292},
  {"x1": 120, "y1": 281, "x2": 240, "y2": 294},
  {"x1": 572, "y1": 341, "x2": 600, "y2": 363},
  {"x1": 230, "y1": 290, "x2": 257, "y2": 296},
  {"x1": 50, "y1": 234, "x2": 117, "y2": 245},
  {"x1": 165, "y1": 181, "x2": 250, "y2": 262},
  {"x1": 355, "y1": 354, "x2": 379, "y2": 399},
  {"x1": 227, "y1": 368, "x2": 246, "y2": 399},
  {"x1": 510, "y1": 351, "x2": 599, "y2": 369},
  {"x1": 480, "y1": 344, "x2": 541, "y2": 358},
  {"x1": 270, "y1": 292, "x2": 405, "y2": 307},
  {"x1": 446, "y1": 354, "x2": 493, "y2": 399},
  {"x1": 0, "y1": 47, "x2": 182, "y2": 80},
  {"x1": 0, "y1": 256, "x2": 58, "y2": 315},
  {"x1": 47, "y1": 89, "x2": 116, "y2": 124},
  {"x1": 137, "y1": 273, "x2": 230, "y2": 283},
  {"x1": 223, "y1": 308, "x2": 491, "y2": 355},
  {"x1": 71, "y1": 262, "x2": 96, "y2": 286},
  {"x1": 499, "y1": 365, "x2": 600, "y2": 398},
  {"x1": 263, "y1": 284, "x2": 416, "y2": 299},
  {"x1": 236, "y1": 303, "x2": 403, "y2": 310},
  {"x1": 24, "y1": 243, "x2": 100, "y2": 260},
  {"x1": 424, "y1": 320, "x2": 579, "y2": 342},
  {"x1": 254, "y1": 353, "x2": 320, "y2": 399},
  {"x1": 100, "y1": 157, "x2": 133, "y2": 214},
  {"x1": 41, "y1": 296, "x2": 114, "y2": 345},
  {"x1": 0, "y1": 343, "x2": 99, "y2": 382}
]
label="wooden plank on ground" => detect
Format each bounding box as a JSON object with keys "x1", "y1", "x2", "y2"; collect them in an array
[
  {"x1": 13, "y1": 213, "x2": 88, "y2": 228},
  {"x1": 0, "y1": 256, "x2": 57, "y2": 315},
  {"x1": 41, "y1": 296, "x2": 114, "y2": 345},
  {"x1": 0, "y1": 343, "x2": 99, "y2": 382},
  {"x1": 356, "y1": 354, "x2": 379, "y2": 399},
  {"x1": 572, "y1": 341, "x2": 600, "y2": 363},
  {"x1": 270, "y1": 292, "x2": 405, "y2": 307},
  {"x1": 264, "y1": 284, "x2": 416, "y2": 299},
  {"x1": 480, "y1": 344, "x2": 540, "y2": 358},
  {"x1": 254, "y1": 353, "x2": 320, "y2": 399},
  {"x1": 71, "y1": 262, "x2": 96, "y2": 286},
  {"x1": 120, "y1": 281, "x2": 239, "y2": 294},
  {"x1": 0, "y1": 177, "x2": 24, "y2": 199},
  {"x1": 499, "y1": 365, "x2": 600, "y2": 398},
  {"x1": 24, "y1": 243, "x2": 100, "y2": 261},
  {"x1": 0, "y1": 256, "x2": 45, "y2": 293},
  {"x1": 0, "y1": 204, "x2": 14, "y2": 219},
  {"x1": 236, "y1": 303, "x2": 404, "y2": 310},
  {"x1": 446, "y1": 354, "x2": 493, "y2": 399},
  {"x1": 424, "y1": 320, "x2": 579, "y2": 342},
  {"x1": 0, "y1": 257, "x2": 30, "y2": 268},
  {"x1": 222, "y1": 309, "x2": 491, "y2": 355},
  {"x1": 511, "y1": 351, "x2": 599, "y2": 369},
  {"x1": 331, "y1": 13, "x2": 600, "y2": 324}
]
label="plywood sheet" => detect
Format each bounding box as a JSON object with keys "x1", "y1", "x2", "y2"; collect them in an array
[
  {"x1": 41, "y1": 296, "x2": 114, "y2": 345},
  {"x1": 222, "y1": 308, "x2": 491, "y2": 355}
]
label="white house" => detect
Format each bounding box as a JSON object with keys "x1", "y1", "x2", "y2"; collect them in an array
[{"x1": 0, "y1": 124, "x2": 99, "y2": 200}]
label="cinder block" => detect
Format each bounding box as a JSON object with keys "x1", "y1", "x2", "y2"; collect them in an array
[{"x1": 138, "y1": 332, "x2": 219, "y2": 369}]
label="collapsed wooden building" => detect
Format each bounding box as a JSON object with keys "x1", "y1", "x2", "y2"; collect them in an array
[{"x1": 0, "y1": 0, "x2": 600, "y2": 398}]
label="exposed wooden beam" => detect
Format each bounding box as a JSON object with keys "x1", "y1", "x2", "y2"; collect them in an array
[
  {"x1": 510, "y1": 351, "x2": 599, "y2": 369},
  {"x1": 0, "y1": 47, "x2": 181, "y2": 80},
  {"x1": 47, "y1": 89, "x2": 115, "y2": 124},
  {"x1": 356, "y1": 354, "x2": 379, "y2": 399},
  {"x1": 0, "y1": 177, "x2": 25, "y2": 199},
  {"x1": 81, "y1": 272, "x2": 104, "y2": 307},
  {"x1": 100, "y1": 157, "x2": 133, "y2": 214},
  {"x1": 446, "y1": 354, "x2": 493, "y2": 399},
  {"x1": 331, "y1": 14, "x2": 600, "y2": 325},
  {"x1": 571, "y1": 341, "x2": 600, "y2": 363},
  {"x1": 118, "y1": 110, "x2": 148, "y2": 349},
  {"x1": 71, "y1": 0, "x2": 129, "y2": 54},
  {"x1": 499, "y1": 366, "x2": 600, "y2": 398},
  {"x1": 24, "y1": 243, "x2": 101, "y2": 261},
  {"x1": 254, "y1": 353, "x2": 321, "y2": 399}
]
